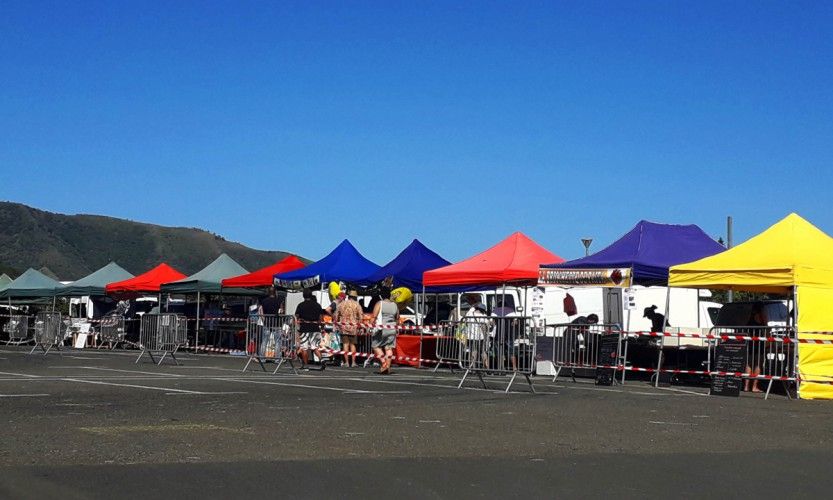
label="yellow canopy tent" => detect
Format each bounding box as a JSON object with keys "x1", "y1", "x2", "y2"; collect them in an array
[{"x1": 669, "y1": 213, "x2": 833, "y2": 399}]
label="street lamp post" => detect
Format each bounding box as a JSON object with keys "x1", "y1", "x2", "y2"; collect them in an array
[{"x1": 581, "y1": 238, "x2": 593, "y2": 257}]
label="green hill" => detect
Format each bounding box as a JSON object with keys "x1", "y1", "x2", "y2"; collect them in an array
[{"x1": 0, "y1": 201, "x2": 304, "y2": 280}]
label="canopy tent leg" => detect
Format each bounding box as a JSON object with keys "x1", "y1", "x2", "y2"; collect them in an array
[
  {"x1": 195, "y1": 290, "x2": 201, "y2": 354},
  {"x1": 654, "y1": 285, "x2": 672, "y2": 388}
]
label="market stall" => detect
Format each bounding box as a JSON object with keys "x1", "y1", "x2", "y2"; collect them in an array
[
  {"x1": 160, "y1": 254, "x2": 261, "y2": 351},
  {"x1": 424, "y1": 232, "x2": 564, "y2": 391},
  {"x1": 669, "y1": 213, "x2": 833, "y2": 399},
  {"x1": 538, "y1": 220, "x2": 726, "y2": 383},
  {"x1": 363, "y1": 239, "x2": 452, "y2": 366}
]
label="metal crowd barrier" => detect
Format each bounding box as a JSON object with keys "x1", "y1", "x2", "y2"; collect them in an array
[
  {"x1": 98, "y1": 315, "x2": 128, "y2": 349},
  {"x1": 3, "y1": 315, "x2": 31, "y2": 345},
  {"x1": 242, "y1": 314, "x2": 299, "y2": 374},
  {"x1": 136, "y1": 313, "x2": 188, "y2": 365},
  {"x1": 432, "y1": 321, "x2": 463, "y2": 373},
  {"x1": 708, "y1": 326, "x2": 796, "y2": 399},
  {"x1": 29, "y1": 311, "x2": 64, "y2": 355},
  {"x1": 546, "y1": 323, "x2": 623, "y2": 384},
  {"x1": 456, "y1": 315, "x2": 537, "y2": 393},
  {"x1": 615, "y1": 326, "x2": 797, "y2": 399}
]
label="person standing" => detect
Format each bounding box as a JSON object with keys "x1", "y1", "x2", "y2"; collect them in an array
[
  {"x1": 294, "y1": 288, "x2": 324, "y2": 369},
  {"x1": 462, "y1": 293, "x2": 491, "y2": 370},
  {"x1": 259, "y1": 287, "x2": 283, "y2": 316},
  {"x1": 335, "y1": 289, "x2": 364, "y2": 367},
  {"x1": 371, "y1": 286, "x2": 399, "y2": 374}
]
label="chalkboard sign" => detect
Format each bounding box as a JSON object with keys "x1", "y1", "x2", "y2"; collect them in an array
[
  {"x1": 595, "y1": 334, "x2": 619, "y2": 386},
  {"x1": 710, "y1": 341, "x2": 747, "y2": 397}
]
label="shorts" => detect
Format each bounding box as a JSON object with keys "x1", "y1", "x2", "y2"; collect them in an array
[
  {"x1": 341, "y1": 334, "x2": 358, "y2": 346},
  {"x1": 299, "y1": 331, "x2": 322, "y2": 349},
  {"x1": 371, "y1": 329, "x2": 397, "y2": 349}
]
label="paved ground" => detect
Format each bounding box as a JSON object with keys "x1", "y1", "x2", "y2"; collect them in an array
[{"x1": 0, "y1": 345, "x2": 832, "y2": 499}]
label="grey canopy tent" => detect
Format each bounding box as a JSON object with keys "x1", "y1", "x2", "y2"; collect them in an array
[
  {"x1": 55, "y1": 262, "x2": 134, "y2": 297},
  {"x1": 0, "y1": 268, "x2": 61, "y2": 300},
  {"x1": 160, "y1": 254, "x2": 259, "y2": 295},
  {"x1": 160, "y1": 254, "x2": 261, "y2": 352},
  {"x1": 0, "y1": 274, "x2": 11, "y2": 290},
  {"x1": 0, "y1": 268, "x2": 62, "y2": 307}
]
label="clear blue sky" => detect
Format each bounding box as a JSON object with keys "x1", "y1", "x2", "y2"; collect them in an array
[{"x1": 2, "y1": 1, "x2": 832, "y2": 264}]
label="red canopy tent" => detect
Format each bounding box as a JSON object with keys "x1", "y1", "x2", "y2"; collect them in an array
[
  {"x1": 423, "y1": 232, "x2": 564, "y2": 287},
  {"x1": 105, "y1": 263, "x2": 187, "y2": 295},
  {"x1": 221, "y1": 255, "x2": 306, "y2": 288}
]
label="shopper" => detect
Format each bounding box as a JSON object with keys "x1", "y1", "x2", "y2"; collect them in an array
[
  {"x1": 294, "y1": 288, "x2": 324, "y2": 369},
  {"x1": 371, "y1": 286, "x2": 399, "y2": 374},
  {"x1": 335, "y1": 289, "x2": 364, "y2": 367}
]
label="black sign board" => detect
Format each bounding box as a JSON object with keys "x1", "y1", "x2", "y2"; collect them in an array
[
  {"x1": 710, "y1": 341, "x2": 747, "y2": 397},
  {"x1": 595, "y1": 334, "x2": 619, "y2": 386}
]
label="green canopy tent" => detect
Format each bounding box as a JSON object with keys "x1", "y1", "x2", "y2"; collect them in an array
[
  {"x1": 160, "y1": 254, "x2": 261, "y2": 352},
  {"x1": 55, "y1": 262, "x2": 134, "y2": 297},
  {"x1": 0, "y1": 268, "x2": 62, "y2": 308},
  {"x1": 0, "y1": 274, "x2": 12, "y2": 290}
]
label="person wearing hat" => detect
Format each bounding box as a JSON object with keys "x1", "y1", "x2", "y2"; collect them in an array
[
  {"x1": 334, "y1": 289, "x2": 363, "y2": 367},
  {"x1": 643, "y1": 305, "x2": 669, "y2": 332}
]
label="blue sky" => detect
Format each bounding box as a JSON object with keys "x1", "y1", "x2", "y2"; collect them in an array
[{"x1": 2, "y1": 1, "x2": 832, "y2": 264}]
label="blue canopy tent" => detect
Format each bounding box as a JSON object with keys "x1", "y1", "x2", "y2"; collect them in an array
[
  {"x1": 364, "y1": 239, "x2": 451, "y2": 290},
  {"x1": 541, "y1": 220, "x2": 726, "y2": 286},
  {"x1": 274, "y1": 240, "x2": 380, "y2": 288}
]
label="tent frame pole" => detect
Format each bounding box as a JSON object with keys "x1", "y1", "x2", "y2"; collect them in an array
[
  {"x1": 653, "y1": 284, "x2": 672, "y2": 388},
  {"x1": 195, "y1": 290, "x2": 201, "y2": 354},
  {"x1": 792, "y1": 285, "x2": 799, "y2": 400}
]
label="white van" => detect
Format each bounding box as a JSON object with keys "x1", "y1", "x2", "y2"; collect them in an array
[{"x1": 526, "y1": 286, "x2": 721, "y2": 330}]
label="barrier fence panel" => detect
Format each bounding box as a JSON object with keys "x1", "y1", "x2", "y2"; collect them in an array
[
  {"x1": 29, "y1": 312, "x2": 63, "y2": 355},
  {"x1": 616, "y1": 326, "x2": 797, "y2": 399},
  {"x1": 432, "y1": 321, "x2": 463, "y2": 373},
  {"x1": 98, "y1": 315, "x2": 128, "y2": 349},
  {"x1": 546, "y1": 323, "x2": 622, "y2": 384},
  {"x1": 136, "y1": 313, "x2": 188, "y2": 365},
  {"x1": 242, "y1": 314, "x2": 299, "y2": 374},
  {"x1": 455, "y1": 316, "x2": 538, "y2": 393},
  {"x1": 708, "y1": 326, "x2": 796, "y2": 399},
  {"x1": 3, "y1": 315, "x2": 31, "y2": 345}
]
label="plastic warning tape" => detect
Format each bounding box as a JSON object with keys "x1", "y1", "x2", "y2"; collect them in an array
[
  {"x1": 624, "y1": 330, "x2": 833, "y2": 345},
  {"x1": 620, "y1": 365, "x2": 796, "y2": 381},
  {"x1": 190, "y1": 344, "x2": 451, "y2": 366},
  {"x1": 317, "y1": 347, "x2": 451, "y2": 366}
]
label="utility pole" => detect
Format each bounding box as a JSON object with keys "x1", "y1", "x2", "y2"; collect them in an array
[{"x1": 727, "y1": 216, "x2": 733, "y2": 303}]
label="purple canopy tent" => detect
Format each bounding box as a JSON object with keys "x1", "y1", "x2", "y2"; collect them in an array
[{"x1": 541, "y1": 220, "x2": 726, "y2": 286}]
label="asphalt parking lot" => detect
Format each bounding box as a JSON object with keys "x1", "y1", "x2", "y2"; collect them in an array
[{"x1": 1, "y1": 346, "x2": 832, "y2": 499}]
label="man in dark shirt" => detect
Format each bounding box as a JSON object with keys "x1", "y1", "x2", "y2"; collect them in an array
[
  {"x1": 295, "y1": 288, "x2": 324, "y2": 368},
  {"x1": 259, "y1": 287, "x2": 283, "y2": 316}
]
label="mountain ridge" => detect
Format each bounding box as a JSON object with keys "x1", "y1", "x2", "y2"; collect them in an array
[{"x1": 0, "y1": 201, "x2": 304, "y2": 280}]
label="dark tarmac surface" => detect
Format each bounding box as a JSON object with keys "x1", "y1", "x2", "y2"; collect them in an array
[{"x1": 1, "y1": 346, "x2": 832, "y2": 499}]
